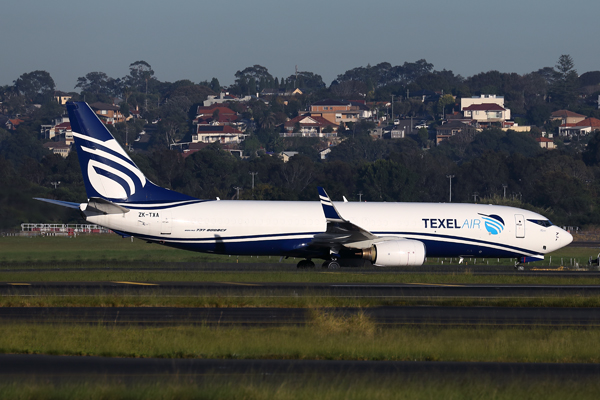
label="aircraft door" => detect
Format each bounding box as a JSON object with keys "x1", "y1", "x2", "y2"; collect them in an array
[
  {"x1": 161, "y1": 211, "x2": 172, "y2": 235},
  {"x1": 515, "y1": 214, "x2": 525, "y2": 238}
]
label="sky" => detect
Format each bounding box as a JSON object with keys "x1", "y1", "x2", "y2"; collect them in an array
[{"x1": 2, "y1": 0, "x2": 598, "y2": 91}]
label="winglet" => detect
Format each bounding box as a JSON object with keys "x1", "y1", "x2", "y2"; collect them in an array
[{"x1": 318, "y1": 187, "x2": 345, "y2": 222}]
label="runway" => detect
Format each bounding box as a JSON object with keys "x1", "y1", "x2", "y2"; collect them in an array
[
  {"x1": 3, "y1": 281, "x2": 600, "y2": 298},
  {"x1": 1, "y1": 354, "x2": 599, "y2": 379},
  {"x1": 2, "y1": 306, "x2": 600, "y2": 326},
  {"x1": 3, "y1": 261, "x2": 600, "y2": 275}
]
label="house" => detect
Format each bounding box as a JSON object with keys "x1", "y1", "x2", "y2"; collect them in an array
[
  {"x1": 281, "y1": 114, "x2": 337, "y2": 138},
  {"x1": 318, "y1": 148, "x2": 331, "y2": 160},
  {"x1": 89, "y1": 102, "x2": 125, "y2": 124},
  {"x1": 43, "y1": 140, "x2": 71, "y2": 157},
  {"x1": 203, "y1": 92, "x2": 253, "y2": 106},
  {"x1": 194, "y1": 105, "x2": 239, "y2": 126},
  {"x1": 461, "y1": 94, "x2": 505, "y2": 110},
  {"x1": 280, "y1": 151, "x2": 298, "y2": 162},
  {"x1": 550, "y1": 110, "x2": 586, "y2": 125},
  {"x1": 460, "y1": 94, "x2": 511, "y2": 126},
  {"x1": 54, "y1": 91, "x2": 72, "y2": 105},
  {"x1": 535, "y1": 137, "x2": 556, "y2": 149},
  {"x1": 6, "y1": 118, "x2": 24, "y2": 130},
  {"x1": 40, "y1": 116, "x2": 72, "y2": 141},
  {"x1": 435, "y1": 121, "x2": 477, "y2": 144},
  {"x1": 192, "y1": 125, "x2": 248, "y2": 144},
  {"x1": 309, "y1": 99, "x2": 363, "y2": 124},
  {"x1": 558, "y1": 117, "x2": 600, "y2": 138},
  {"x1": 462, "y1": 103, "x2": 511, "y2": 124}
]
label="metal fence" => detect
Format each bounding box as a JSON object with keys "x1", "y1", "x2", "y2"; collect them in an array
[{"x1": 20, "y1": 223, "x2": 111, "y2": 236}]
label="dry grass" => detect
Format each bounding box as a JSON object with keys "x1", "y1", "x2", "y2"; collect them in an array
[{"x1": 309, "y1": 308, "x2": 375, "y2": 337}]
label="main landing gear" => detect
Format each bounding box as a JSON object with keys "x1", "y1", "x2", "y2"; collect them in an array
[
  {"x1": 296, "y1": 258, "x2": 341, "y2": 269},
  {"x1": 322, "y1": 259, "x2": 341, "y2": 269},
  {"x1": 296, "y1": 259, "x2": 315, "y2": 269}
]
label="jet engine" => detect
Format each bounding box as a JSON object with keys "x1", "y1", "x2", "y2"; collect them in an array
[{"x1": 359, "y1": 239, "x2": 426, "y2": 267}]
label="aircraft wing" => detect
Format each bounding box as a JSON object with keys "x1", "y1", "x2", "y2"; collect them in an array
[
  {"x1": 34, "y1": 198, "x2": 81, "y2": 209},
  {"x1": 311, "y1": 187, "x2": 378, "y2": 248}
]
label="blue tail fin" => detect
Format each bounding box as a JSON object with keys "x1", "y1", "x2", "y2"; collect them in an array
[{"x1": 67, "y1": 102, "x2": 196, "y2": 203}]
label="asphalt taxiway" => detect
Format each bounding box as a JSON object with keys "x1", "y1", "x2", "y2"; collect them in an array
[
  {"x1": 2, "y1": 306, "x2": 600, "y2": 326},
  {"x1": 1, "y1": 354, "x2": 599, "y2": 380},
  {"x1": 3, "y1": 281, "x2": 600, "y2": 298}
]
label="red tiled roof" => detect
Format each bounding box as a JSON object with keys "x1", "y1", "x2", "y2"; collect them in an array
[
  {"x1": 535, "y1": 137, "x2": 554, "y2": 142},
  {"x1": 575, "y1": 117, "x2": 600, "y2": 127},
  {"x1": 463, "y1": 103, "x2": 506, "y2": 111},
  {"x1": 551, "y1": 110, "x2": 586, "y2": 118},
  {"x1": 196, "y1": 105, "x2": 236, "y2": 114},
  {"x1": 55, "y1": 122, "x2": 71, "y2": 129}
]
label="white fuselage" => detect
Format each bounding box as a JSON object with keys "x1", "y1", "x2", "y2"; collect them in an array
[{"x1": 83, "y1": 200, "x2": 572, "y2": 260}]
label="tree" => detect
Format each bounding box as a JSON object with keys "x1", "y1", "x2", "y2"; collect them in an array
[
  {"x1": 75, "y1": 72, "x2": 119, "y2": 96},
  {"x1": 551, "y1": 54, "x2": 579, "y2": 108},
  {"x1": 14, "y1": 70, "x2": 55, "y2": 103},
  {"x1": 234, "y1": 65, "x2": 274, "y2": 94},
  {"x1": 210, "y1": 77, "x2": 221, "y2": 92},
  {"x1": 284, "y1": 71, "x2": 325, "y2": 90},
  {"x1": 437, "y1": 94, "x2": 455, "y2": 118},
  {"x1": 126, "y1": 60, "x2": 154, "y2": 93}
]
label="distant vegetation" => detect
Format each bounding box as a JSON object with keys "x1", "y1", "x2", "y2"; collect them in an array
[{"x1": 1, "y1": 56, "x2": 600, "y2": 229}]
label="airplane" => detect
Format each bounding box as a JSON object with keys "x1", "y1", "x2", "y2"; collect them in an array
[{"x1": 36, "y1": 102, "x2": 573, "y2": 270}]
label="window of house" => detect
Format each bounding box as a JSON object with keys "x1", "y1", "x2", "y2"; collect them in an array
[{"x1": 101, "y1": 110, "x2": 107, "y2": 115}]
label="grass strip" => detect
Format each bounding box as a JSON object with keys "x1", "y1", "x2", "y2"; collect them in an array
[
  {"x1": 3, "y1": 294, "x2": 600, "y2": 308},
  {"x1": 3, "y1": 316, "x2": 600, "y2": 363},
  {"x1": 4, "y1": 271, "x2": 600, "y2": 285},
  {"x1": 1, "y1": 235, "x2": 598, "y2": 267},
  {"x1": 1, "y1": 375, "x2": 600, "y2": 400}
]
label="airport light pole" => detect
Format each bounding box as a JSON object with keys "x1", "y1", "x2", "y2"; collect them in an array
[
  {"x1": 446, "y1": 175, "x2": 455, "y2": 203},
  {"x1": 502, "y1": 184, "x2": 507, "y2": 199},
  {"x1": 51, "y1": 181, "x2": 61, "y2": 189},
  {"x1": 357, "y1": 191, "x2": 363, "y2": 202},
  {"x1": 249, "y1": 172, "x2": 258, "y2": 190},
  {"x1": 233, "y1": 186, "x2": 242, "y2": 200}
]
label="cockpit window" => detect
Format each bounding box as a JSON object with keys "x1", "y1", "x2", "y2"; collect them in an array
[{"x1": 527, "y1": 219, "x2": 553, "y2": 227}]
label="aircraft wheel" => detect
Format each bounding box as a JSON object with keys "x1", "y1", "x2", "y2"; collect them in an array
[
  {"x1": 297, "y1": 259, "x2": 315, "y2": 269},
  {"x1": 322, "y1": 260, "x2": 341, "y2": 269}
]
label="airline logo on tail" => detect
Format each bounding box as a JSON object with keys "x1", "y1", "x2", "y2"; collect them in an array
[{"x1": 73, "y1": 132, "x2": 146, "y2": 200}]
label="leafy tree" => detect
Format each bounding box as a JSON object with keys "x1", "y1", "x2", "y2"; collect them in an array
[
  {"x1": 14, "y1": 70, "x2": 55, "y2": 103},
  {"x1": 579, "y1": 71, "x2": 600, "y2": 87},
  {"x1": 234, "y1": 65, "x2": 274, "y2": 94},
  {"x1": 126, "y1": 60, "x2": 155, "y2": 93},
  {"x1": 75, "y1": 72, "x2": 120, "y2": 96},
  {"x1": 284, "y1": 71, "x2": 325, "y2": 90}
]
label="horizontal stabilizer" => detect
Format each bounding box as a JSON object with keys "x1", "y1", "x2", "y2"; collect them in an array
[
  {"x1": 85, "y1": 197, "x2": 130, "y2": 215},
  {"x1": 34, "y1": 198, "x2": 80, "y2": 209}
]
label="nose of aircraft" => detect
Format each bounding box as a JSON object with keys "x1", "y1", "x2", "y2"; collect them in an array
[{"x1": 559, "y1": 227, "x2": 573, "y2": 248}]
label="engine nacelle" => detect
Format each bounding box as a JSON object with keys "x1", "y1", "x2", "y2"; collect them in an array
[{"x1": 360, "y1": 239, "x2": 426, "y2": 267}]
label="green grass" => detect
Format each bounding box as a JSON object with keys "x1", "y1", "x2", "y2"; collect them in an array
[
  {"x1": 4, "y1": 293, "x2": 600, "y2": 309},
  {"x1": 2, "y1": 318, "x2": 600, "y2": 363},
  {"x1": 2, "y1": 375, "x2": 600, "y2": 400},
  {"x1": 1, "y1": 234, "x2": 597, "y2": 268},
  {"x1": 4, "y1": 269, "x2": 600, "y2": 285},
  {"x1": 0, "y1": 235, "x2": 295, "y2": 264}
]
